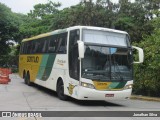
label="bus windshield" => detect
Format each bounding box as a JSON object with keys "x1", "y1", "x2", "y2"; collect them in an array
[
  {"x1": 83, "y1": 29, "x2": 130, "y2": 47},
  {"x1": 81, "y1": 45, "x2": 133, "y2": 81}
]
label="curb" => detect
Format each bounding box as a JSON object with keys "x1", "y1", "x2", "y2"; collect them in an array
[{"x1": 130, "y1": 95, "x2": 160, "y2": 102}]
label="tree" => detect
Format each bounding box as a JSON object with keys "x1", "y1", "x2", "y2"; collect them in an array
[
  {"x1": 135, "y1": 0, "x2": 160, "y2": 19},
  {"x1": 133, "y1": 16, "x2": 160, "y2": 97},
  {"x1": 18, "y1": 14, "x2": 45, "y2": 38},
  {"x1": 28, "y1": 1, "x2": 61, "y2": 19},
  {"x1": 0, "y1": 3, "x2": 20, "y2": 55},
  {"x1": 113, "y1": 0, "x2": 154, "y2": 42},
  {"x1": 20, "y1": 1, "x2": 61, "y2": 37},
  {"x1": 50, "y1": 0, "x2": 116, "y2": 30}
]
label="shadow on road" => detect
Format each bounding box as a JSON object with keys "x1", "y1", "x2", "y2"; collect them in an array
[
  {"x1": 26, "y1": 83, "x2": 124, "y2": 107},
  {"x1": 69, "y1": 99, "x2": 124, "y2": 107}
]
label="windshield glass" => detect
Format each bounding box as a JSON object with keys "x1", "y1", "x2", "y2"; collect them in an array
[
  {"x1": 81, "y1": 45, "x2": 133, "y2": 81},
  {"x1": 83, "y1": 29, "x2": 130, "y2": 47}
]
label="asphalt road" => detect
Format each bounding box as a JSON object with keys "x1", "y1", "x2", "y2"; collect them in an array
[{"x1": 0, "y1": 74, "x2": 160, "y2": 120}]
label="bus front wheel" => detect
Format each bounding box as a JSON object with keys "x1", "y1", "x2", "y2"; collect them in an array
[{"x1": 57, "y1": 80, "x2": 68, "y2": 100}]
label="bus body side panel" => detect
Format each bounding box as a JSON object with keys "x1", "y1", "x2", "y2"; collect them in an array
[
  {"x1": 19, "y1": 54, "x2": 43, "y2": 81},
  {"x1": 43, "y1": 54, "x2": 79, "y2": 98},
  {"x1": 45, "y1": 54, "x2": 68, "y2": 92},
  {"x1": 33, "y1": 53, "x2": 56, "y2": 87}
]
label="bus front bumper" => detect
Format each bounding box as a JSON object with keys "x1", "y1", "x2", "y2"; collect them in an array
[{"x1": 77, "y1": 86, "x2": 132, "y2": 100}]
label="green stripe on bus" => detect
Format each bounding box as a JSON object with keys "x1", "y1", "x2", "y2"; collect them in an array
[
  {"x1": 41, "y1": 54, "x2": 56, "y2": 81},
  {"x1": 37, "y1": 55, "x2": 49, "y2": 80},
  {"x1": 108, "y1": 81, "x2": 127, "y2": 89},
  {"x1": 108, "y1": 82, "x2": 119, "y2": 89},
  {"x1": 114, "y1": 81, "x2": 127, "y2": 89}
]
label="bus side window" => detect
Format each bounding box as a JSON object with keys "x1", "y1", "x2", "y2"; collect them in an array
[
  {"x1": 23, "y1": 43, "x2": 26, "y2": 54},
  {"x1": 30, "y1": 41, "x2": 35, "y2": 54},
  {"x1": 39, "y1": 39, "x2": 46, "y2": 53},
  {"x1": 48, "y1": 35, "x2": 58, "y2": 53},
  {"x1": 37, "y1": 39, "x2": 44, "y2": 53},
  {"x1": 42, "y1": 38, "x2": 48, "y2": 53},
  {"x1": 34, "y1": 41, "x2": 40, "y2": 53},
  {"x1": 23, "y1": 42, "x2": 27, "y2": 54},
  {"x1": 20, "y1": 43, "x2": 24, "y2": 54},
  {"x1": 57, "y1": 32, "x2": 67, "y2": 53},
  {"x1": 24, "y1": 42, "x2": 30, "y2": 54}
]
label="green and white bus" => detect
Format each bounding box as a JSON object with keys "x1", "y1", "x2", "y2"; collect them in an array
[{"x1": 19, "y1": 26, "x2": 144, "y2": 100}]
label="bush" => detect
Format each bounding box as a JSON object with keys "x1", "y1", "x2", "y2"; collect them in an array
[{"x1": 133, "y1": 29, "x2": 160, "y2": 97}]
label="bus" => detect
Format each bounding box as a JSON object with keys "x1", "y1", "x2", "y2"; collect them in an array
[{"x1": 19, "y1": 26, "x2": 144, "y2": 101}]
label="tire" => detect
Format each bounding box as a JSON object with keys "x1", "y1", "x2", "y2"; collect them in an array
[
  {"x1": 25, "y1": 73, "x2": 32, "y2": 86},
  {"x1": 57, "y1": 80, "x2": 68, "y2": 100},
  {"x1": 24, "y1": 74, "x2": 27, "y2": 84}
]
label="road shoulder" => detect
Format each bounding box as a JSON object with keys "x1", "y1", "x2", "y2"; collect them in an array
[{"x1": 130, "y1": 95, "x2": 160, "y2": 102}]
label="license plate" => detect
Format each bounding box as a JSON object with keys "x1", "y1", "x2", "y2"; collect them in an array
[{"x1": 105, "y1": 94, "x2": 114, "y2": 97}]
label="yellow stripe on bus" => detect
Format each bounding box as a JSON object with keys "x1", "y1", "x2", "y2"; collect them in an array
[
  {"x1": 19, "y1": 55, "x2": 42, "y2": 81},
  {"x1": 93, "y1": 81, "x2": 112, "y2": 90}
]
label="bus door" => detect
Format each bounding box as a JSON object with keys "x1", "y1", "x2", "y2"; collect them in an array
[{"x1": 68, "y1": 29, "x2": 80, "y2": 96}]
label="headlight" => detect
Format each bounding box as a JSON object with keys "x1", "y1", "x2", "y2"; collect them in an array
[
  {"x1": 124, "y1": 84, "x2": 133, "y2": 90},
  {"x1": 81, "y1": 82, "x2": 95, "y2": 89}
]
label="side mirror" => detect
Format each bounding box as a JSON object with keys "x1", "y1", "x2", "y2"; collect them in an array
[
  {"x1": 132, "y1": 46, "x2": 144, "y2": 63},
  {"x1": 77, "y1": 40, "x2": 84, "y2": 59}
]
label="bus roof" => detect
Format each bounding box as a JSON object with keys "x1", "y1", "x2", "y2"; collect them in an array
[
  {"x1": 22, "y1": 26, "x2": 128, "y2": 42},
  {"x1": 68, "y1": 26, "x2": 128, "y2": 34}
]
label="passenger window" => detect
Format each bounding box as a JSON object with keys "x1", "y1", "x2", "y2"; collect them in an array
[
  {"x1": 42, "y1": 40, "x2": 48, "y2": 53},
  {"x1": 34, "y1": 41, "x2": 40, "y2": 53},
  {"x1": 57, "y1": 32, "x2": 67, "y2": 53},
  {"x1": 30, "y1": 41, "x2": 36, "y2": 54},
  {"x1": 48, "y1": 35, "x2": 58, "y2": 53},
  {"x1": 25, "y1": 42, "x2": 31, "y2": 54},
  {"x1": 20, "y1": 43, "x2": 24, "y2": 54}
]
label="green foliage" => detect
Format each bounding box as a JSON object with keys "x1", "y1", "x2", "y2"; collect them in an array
[
  {"x1": 135, "y1": 0, "x2": 160, "y2": 18},
  {"x1": 133, "y1": 19, "x2": 160, "y2": 96},
  {"x1": 19, "y1": 1, "x2": 61, "y2": 38},
  {"x1": 151, "y1": 11, "x2": 160, "y2": 29},
  {"x1": 50, "y1": 0, "x2": 117, "y2": 30},
  {"x1": 0, "y1": 3, "x2": 19, "y2": 55},
  {"x1": 28, "y1": 1, "x2": 61, "y2": 19},
  {"x1": 19, "y1": 17, "x2": 46, "y2": 38},
  {"x1": 114, "y1": 1, "x2": 154, "y2": 42}
]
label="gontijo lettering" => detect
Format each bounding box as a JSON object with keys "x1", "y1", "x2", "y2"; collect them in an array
[{"x1": 27, "y1": 56, "x2": 39, "y2": 63}]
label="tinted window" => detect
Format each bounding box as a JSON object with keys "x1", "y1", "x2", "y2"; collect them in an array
[
  {"x1": 20, "y1": 43, "x2": 24, "y2": 54},
  {"x1": 42, "y1": 38, "x2": 49, "y2": 53},
  {"x1": 20, "y1": 32, "x2": 68, "y2": 54},
  {"x1": 57, "y1": 32, "x2": 67, "y2": 53},
  {"x1": 69, "y1": 30, "x2": 80, "y2": 80},
  {"x1": 48, "y1": 35, "x2": 58, "y2": 53}
]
